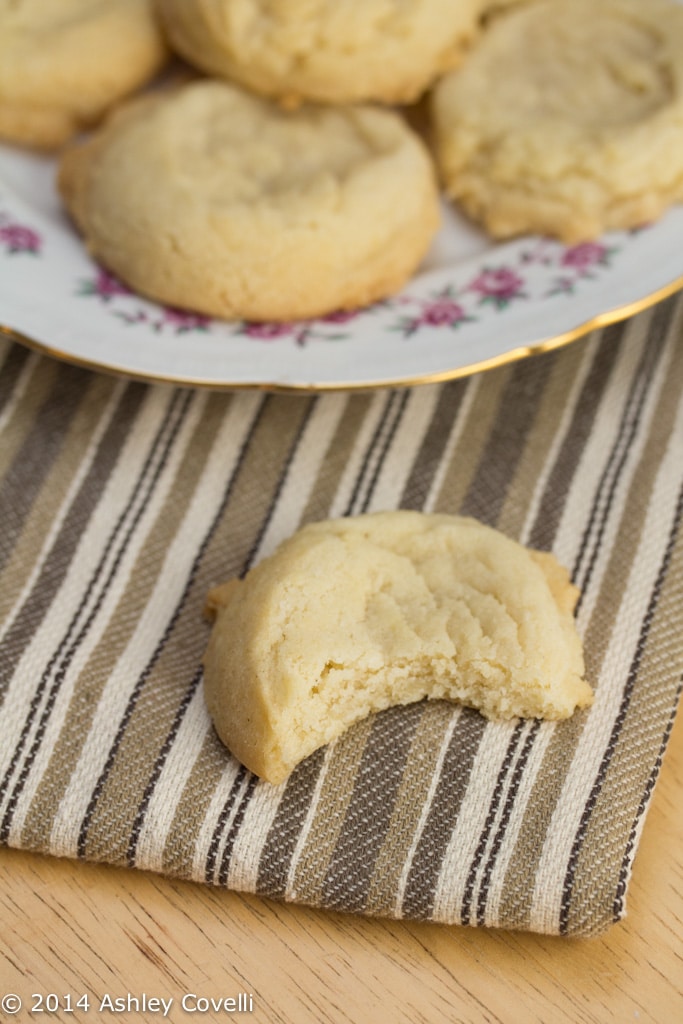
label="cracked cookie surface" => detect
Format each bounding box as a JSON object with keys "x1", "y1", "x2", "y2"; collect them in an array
[
  {"x1": 155, "y1": 0, "x2": 482, "y2": 105},
  {"x1": 58, "y1": 79, "x2": 440, "y2": 320},
  {"x1": 0, "y1": 0, "x2": 167, "y2": 149},
  {"x1": 203, "y1": 511, "x2": 592, "y2": 784},
  {"x1": 431, "y1": 0, "x2": 683, "y2": 242}
]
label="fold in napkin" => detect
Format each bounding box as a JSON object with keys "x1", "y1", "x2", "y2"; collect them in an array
[{"x1": 1, "y1": 293, "x2": 682, "y2": 936}]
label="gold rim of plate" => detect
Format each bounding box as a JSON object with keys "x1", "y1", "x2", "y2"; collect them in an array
[{"x1": 2, "y1": 274, "x2": 682, "y2": 394}]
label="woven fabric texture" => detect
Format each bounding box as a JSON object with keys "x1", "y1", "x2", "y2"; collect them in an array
[{"x1": 1, "y1": 293, "x2": 682, "y2": 937}]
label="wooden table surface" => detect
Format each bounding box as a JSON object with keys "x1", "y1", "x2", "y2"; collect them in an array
[{"x1": 1, "y1": 709, "x2": 681, "y2": 1024}]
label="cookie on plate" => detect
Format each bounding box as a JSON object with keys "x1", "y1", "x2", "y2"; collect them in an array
[
  {"x1": 0, "y1": 0, "x2": 167, "y2": 150},
  {"x1": 155, "y1": 0, "x2": 483, "y2": 106},
  {"x1": 203, "y1": 512, "x2": 593, "y2": 784},
  {"x1": 58, "y1": 79, "x2": 440, "y2": 321},
  {"x1": 431, "y1": 0, "x2": 683, "y2": 242}
]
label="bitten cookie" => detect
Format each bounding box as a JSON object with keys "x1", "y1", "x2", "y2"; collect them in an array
[
  {"x1": 203, "y1": 512, "x2": 593, "y2": 785},
  {"x1": 155, "y1": 0, "x2": 482, "y2": 106},
  {"x1": 58, "y1": 79, "x2": 440, "y2": 321},
  {"x1": 0, "y1": 0, "x2": 167, "y2": 150},
  {"x1": 431, "y1": 0, "x2": 683, "y2": 242}
]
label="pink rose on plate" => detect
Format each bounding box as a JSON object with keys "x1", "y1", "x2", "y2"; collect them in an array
[
  {"x1": 94, "y1": 268, "x2": 132, "y2": 300},
  {"x1": 561, "y1": 242, "x2": 608, "y2": 270},
  {"x1": 320, "y1": 309, "x2": 359, "y2": 325},
  {"x1": 469, "y1": 267, "x2": 525, "y2": 300},
  {"x1": 420, "y1": 297, "x2": 468, "y2": 327},
  {"x1": 243, "y1": 321, "x2": 295, "y2": 340},
  {"x1": 0, "y1": 223, "x2": 42, "y2": 254},
  {"x1": 161, "y1": 307, "x2": 211, "y2": 332}
]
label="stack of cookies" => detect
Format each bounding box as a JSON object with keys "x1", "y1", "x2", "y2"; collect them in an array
[{"x1": 2, "y1": 0, "x2": 682, "y2": 322}]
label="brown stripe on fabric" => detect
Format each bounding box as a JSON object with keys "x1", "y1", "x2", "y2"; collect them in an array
[
  {"x1": 0, "y1": 354, "x2": 50, "y2": 485},
  {"x1": 363, "y1": 702, "x2": 458, "y2": 917},
  {"x1": 78, "y1": 395, "x2": 316, "y2": 865},
  {"x1": 0, "y1": 379, "x2": 148, "y2": 711},
  {"x1": 299, "y1": 394, "x2": 373, "y2": 525},
  {"x1": 401, "y1": 709, "x2": 488, "y2": 920},
  {"x1": 255, "y1": 748, "x2": 327, "y2": 900},
  {"x1": 0, "y1": 372, "x2": 120, "y2": 627},
  {"x1": 496, "y1": 340, "x2": 589, "y2": 540},
  {"x1": 0, "y1": 361, "x2": 92, "y2": 575},
  {"x1": 286, "y1": 716, "x2": 376, "y2": 907},
  {"x1": 526, "y1": 321, "x2": 628, "y2": 551},
  {"x1": 161, "y1": 730, "x2": 240, "y2": 879},
  {"x1": 19, "y1": 391, "x2": 226, "y2": 851},
  {"x1": 0, "y1": 389, "x2": 192, "y2": 843},
  {"x1": 431, "y1": 365, "x2": 512, "y2": 515},
  {"x1": 0, "y1": 343, "x2": 31, "y2": 419},
  {"x1": 399, "y1": 380, "x2": 470, "y2": 511},
  {"x1": 320, "y1": 702, "x2": 425, "y2": 914},
  {"x1": 458, "y1": 351, "x2": 557, "y2": 528},
  {"x1": 560, "y1": 477, "x2": 683, "y2": 936},
  {"x1": 613, "y1": 679, "x2": 683, "y2": 923},
  {"x1": 126, "y1": 667, "x2": 204, "y2": 867},
  {"x1": 496, "y1": 303, "x2": 682, "y2": 931}
]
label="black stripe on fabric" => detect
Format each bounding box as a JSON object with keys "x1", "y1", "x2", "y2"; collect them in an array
[
  {"x1": 79, "y1": 394, "x2": 270, "y2": 858},
  {"x1": 125, "y1": 667, "x2": 203, "y2": 867},
  {"x1": 401, "y1": 710, "x2": 488, "y2": 920},
  {"x1": 0, "y1": 388, "x2": 189, "y2": 842},
  {"x1": 204, "y1": 765, "x2": 248, "y2": 884},
  {"x1": 459, "y1": 352, "x2": 555, "y2": 527},
  {"x1": 0, "y1": 362, "x2": 93, "y2": 577},
  {"x1": 459, "y1": 721, "x2": 526, "y2": 924},
  {"x1": 342, "y1": 391, "x2": 400, "y2": 516},
  {"x1": 475, "y1": 721, "x2": 541, "y2": 926},
  {"x1": 320, "y1": 702, "x2": 425, "y2": 914},
  {"x1": 527, "y1": 325, "x2": 625, "y2": 551},
  {"x1": 572, "y1": 300, "x2": 675, "y2": 605},
  {"x1": 612, "y1": 676, "x2": 683, "y2": 922},
  {"x1": 358, "y1": 390, "x2": 410, "y2": 514},
  {"x1": 0, "y1": 343, "x2": 31, "y2": 419},
  {"x1": 559, "y1": 476, "x2": 683, "y2": 934},
  {"x1": 240, "y1": 397, "x2": 318, "y2": 576},
  {"x1": 254, "y1": 747, "x2": 328, "y2": 899},
  {"x1": 399, "y1": 380, "x2": 469, "y2": 511},
  {"x1": 216, "y1": 774, "x2": 258, "y2": 886}
]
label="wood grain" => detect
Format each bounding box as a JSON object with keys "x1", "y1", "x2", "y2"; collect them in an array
[{"x1": 1, "y1": 708, "x2": 681, "y2": 1024}]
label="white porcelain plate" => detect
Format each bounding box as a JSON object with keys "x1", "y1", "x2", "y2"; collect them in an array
[{"x1": 1, "y1": 142, "x2": 682, "y2": 392}]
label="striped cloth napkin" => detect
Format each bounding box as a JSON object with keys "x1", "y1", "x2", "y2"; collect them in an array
[{"x1": 1, "y1": 292, "x2": 681, "y2": 937}]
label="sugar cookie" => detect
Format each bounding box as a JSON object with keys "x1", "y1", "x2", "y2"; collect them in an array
[
  {"x1": 203, "y1": 512, "x2": 592, "y2": 784},
  {"x1": 0, "y1": 0, "x2": 167, "y2": 150},
  {"x1": 431, "y1": 0, "x2": 683, "y2": 241},
  {"x1": 58, "y1": 80, "x2": 440, "y2": 321},
  {"x1": 155, "y1": 0, "x2": 483, "y2": 106}
]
